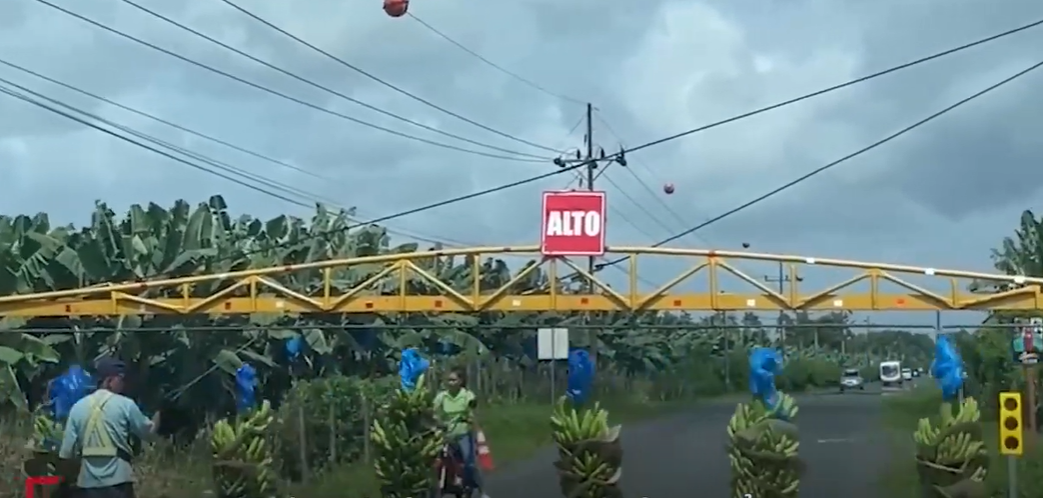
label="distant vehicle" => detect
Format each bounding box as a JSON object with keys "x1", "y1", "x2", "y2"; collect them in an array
[
  {"x1": 840, "y1": 368, "x2": 865, "y2": 392},
  {"x1": 912, "y1": 369, "x2": 920, "y2": 378},
  {"x1": 880, "y1": 361, "x2": 902, "y2": 387},
  {"x1": 902, "y1": 368, "x2": 913, "y2": 381}
]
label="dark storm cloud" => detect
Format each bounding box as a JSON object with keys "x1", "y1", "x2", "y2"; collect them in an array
[{"x1": 1, "y1": 0, "x2": 1040, "y2": 284}]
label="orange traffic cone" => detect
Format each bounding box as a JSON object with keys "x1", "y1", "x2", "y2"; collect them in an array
[{"x1": 475, "y1": 429, "x2": 494, "y2": 471}]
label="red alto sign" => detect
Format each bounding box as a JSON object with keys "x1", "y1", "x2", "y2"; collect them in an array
[
  {"x1": 540, "y1": 191, "x2": 606, "y2": 256},
  {"x1": 25, "y1": 476, "x2": 62, "y2": 498}
]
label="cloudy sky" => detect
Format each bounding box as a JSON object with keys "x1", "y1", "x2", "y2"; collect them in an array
[{"x1": 1, "y1": 0, "x2": 1040, "y2": 328}]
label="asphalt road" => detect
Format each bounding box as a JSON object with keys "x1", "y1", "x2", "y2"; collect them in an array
[{"x1": 487, "y1": 386, "x2": 893, "y2": 498}]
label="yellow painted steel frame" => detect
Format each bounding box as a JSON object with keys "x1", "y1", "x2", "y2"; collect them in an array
[{"x1": 0, "y1": 246, "x2": 1041, "y2": 317}]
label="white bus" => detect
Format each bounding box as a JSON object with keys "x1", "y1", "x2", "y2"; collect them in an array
[{"x1": 880, "y1": 360, "x2": 902, "y2": 387}]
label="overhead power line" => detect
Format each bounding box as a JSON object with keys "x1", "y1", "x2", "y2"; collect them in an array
[
  {"x1": 6, "y1": 14, "x2": 1038, "y2": 286},
  {"x1": 406, "y1": 12, "x2": 587, "y2": 107},
  {"x1": 113, "y1": 0, "x2": 552, "y2": 160},
  {"x1": 594, "y1": 57, "x2": 1043, "y2": 272},
  {"x1": 215, "y1": 0, "x2": 560, "y2": 154},
  {"x1": 610, "y1": 17, "x2": 1043, "y2": 159},
  {"x1": 0, "y1": 76, "x2": 475, "y2": 247},
  {"x1": 0, "y1": 58, "x2": 330, "y2": 182},
  {"x1": 30, "y1": 0, "x2": 548, "y2": 162},
  {"x1": 0, "y1": 78, "x2": 587, "y2": 268}
]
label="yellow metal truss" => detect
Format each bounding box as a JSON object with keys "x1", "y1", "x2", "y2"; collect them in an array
[{"x1": 0, "y1": 246, "x2": 1040, "y2": 317}]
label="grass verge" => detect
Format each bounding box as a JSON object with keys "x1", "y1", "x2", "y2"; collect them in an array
[
  {"x1": 879, "y1": 387, "x2": 1043, "y2": 498},
  {"x1": 1, "y1": 397, "x2": 696, "y2": 498},
  {"x1": 294, "y1": 396, "x2": 693, "y2": 498}
]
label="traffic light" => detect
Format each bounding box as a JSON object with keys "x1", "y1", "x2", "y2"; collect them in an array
[{"x1": 999, "y1": 391, "x2": 1023, "y2": 456}]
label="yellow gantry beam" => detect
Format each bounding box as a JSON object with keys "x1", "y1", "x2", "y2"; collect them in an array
[{"x1": 0, "y1": 246, "x2": 1041, "y2": 317}]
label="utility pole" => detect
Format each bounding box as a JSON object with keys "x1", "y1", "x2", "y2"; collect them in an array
[
  {"x1": 583, "y1": 103, "x2": 598, "y2": 364},
  {"x1": 552, "y1": 103, "x2": 624, "y2": 369},
  {"x1": 763, "y1": 262, "x2": 803, "y2": 353},
  {"x1": 585, "y1": 103, "x2": 595, "y2": 286}
]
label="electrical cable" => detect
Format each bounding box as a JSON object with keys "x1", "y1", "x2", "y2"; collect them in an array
[
  {"x1": 0, "y1": 77, "x2": 476, "y2": 247},
  {"x1": 215, "y1": 0, "x2": 561, "y2": 154},
  {"x1": 611, "y1": 18, "x2": 1043, "y2": 159},
  {"x1": 0, "y1": 79, "x2": 588, "y2": 280},
  {"x1": 595, "y1": 113, "x2": 712, "y2": 242},
  {"x1": 116, "y1": 0, "x2": 552, "y2": 160},
  {"x1": 593, "y1": 57, "x2": 1043, "y2": 272},
  {"x1": 8, "y1": 13, "x2": 1039, "y2": 287},
  {"x1": 30, "y1": 0, "x2": 548, "y2": 162},
  {"x1": 406, "y1": 12, "x2": 587, "y2": 107},
  {"x1": 0, "y1": 57, "x2": 328, "y2": 182}
]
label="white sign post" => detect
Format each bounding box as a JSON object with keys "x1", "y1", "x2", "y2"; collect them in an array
[{"x1": 538, "y1": 328, "x2": 570, "y2": 402}]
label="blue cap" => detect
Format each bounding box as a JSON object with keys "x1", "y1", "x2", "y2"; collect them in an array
[{"x1": 94, "y1": 356, "x2": 126, "y2": 379}]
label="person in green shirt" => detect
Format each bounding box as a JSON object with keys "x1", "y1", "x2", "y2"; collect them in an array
[{"x1": 434, "y1": 368, "x2": 489, "y2": 498}]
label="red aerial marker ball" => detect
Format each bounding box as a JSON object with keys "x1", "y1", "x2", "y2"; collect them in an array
[
  {"x1": 663, "y1": 183, "x2": 675, "y2": 194},
  {"x1": 383, "y1": 0, "x2": 408, "y2": 17}
]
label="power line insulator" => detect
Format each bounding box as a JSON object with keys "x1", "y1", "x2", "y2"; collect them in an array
[{"x1": 615, "y1": 147, "x2": 628, "y2": 167}]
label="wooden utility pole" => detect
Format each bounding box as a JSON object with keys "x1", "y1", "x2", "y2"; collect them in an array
[{"x1": 583, "y1": 102, "x2": 598, "y2": 363}]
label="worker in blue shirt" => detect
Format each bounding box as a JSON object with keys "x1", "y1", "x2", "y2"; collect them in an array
[{"x1": 59, "y1": 357, "x2": 160, "y2": 498}]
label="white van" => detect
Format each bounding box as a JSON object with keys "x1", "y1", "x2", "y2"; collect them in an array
[
  {"x1": 880, "y1": 361, "x2": 902, "y2": 387},
  {"x1": 901, "y1": 368, "x2": 913, "y2": 381}
]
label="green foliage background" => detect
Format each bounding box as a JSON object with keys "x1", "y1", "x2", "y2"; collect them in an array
[{"x1": 0, "y1": 196, "x2": 938, "y2": 436}]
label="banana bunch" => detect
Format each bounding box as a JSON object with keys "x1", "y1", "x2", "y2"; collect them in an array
[
  {"x1": 551, "y1": 397, "x2": 623, "y2": 498},
  {"x1": 550, "y1": 397, "x2": 610, "y2": 448},
  {"x1": 210, "y1": 400, "x2": 277, "y2": 498},
  {"x1": 727, "y1": 394, "x2": 803, "y2": 498},
  {"x1": 31, "y1": 413, "x2": 64, "y2": 452},
  {"x1": 912, "y1": 397, "x2": 988, "y2": 497},
  {"x1": 370, "y1": 374, "x2": 442, "y2": 498}
]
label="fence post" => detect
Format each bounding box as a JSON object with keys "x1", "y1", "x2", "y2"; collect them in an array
[
  {"x1": 297, "y1": 401, "x2": 309, "y2": 483},
  {"x1": 362, "y1": 392, "x2": 372, "y2": 464},
  {"x1": 328, "y1": 383, "x2": 337, "y2": 465}
]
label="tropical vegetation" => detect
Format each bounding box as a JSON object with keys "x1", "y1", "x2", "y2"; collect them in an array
[
  {"x1": 0, "y1": 195, "x2": 922, "y2": 418},
  {"x1": 882, "y1": 209, "x2": 1043, "y2": 497},
  {"x1": 0, "y1": 195, "x2": 940, "y2": 497}
]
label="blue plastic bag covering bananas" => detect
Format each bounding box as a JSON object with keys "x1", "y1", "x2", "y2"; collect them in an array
[
  {"x1": 748, "y1": 347, "x2": 785, "y2": 418},
  {"x1": 567, "y1": 348, "x2": 593, "y2": 405},
  {"x1": 235, "y1": 364, "x2": 257, "y2": 413},
  {"x1": 285, "y1": 335, "x2": 304, "y2": 359},
  {"x1": 931, "y1": 336, "x2": 964, "y2": 402},
  {"x1": 50, "y1": 365, "x2": 92, "y2": 420},
  {"x1": 399, "y1": 348, "x2": 429, "y2": 392}
]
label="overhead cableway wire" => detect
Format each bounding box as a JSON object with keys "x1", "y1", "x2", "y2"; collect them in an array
[
  {"x1": 216, "y1": 0, "x2": 561, "y2": 154},
  {"x1": 593, "y1": 57, "x2": 1043, "y2": 272},
  {"x1": 30, "y1": 0, "x2": 548, "y2": 163},
  {"x1": 406, "y1": 12, "x2": 587, "y2": 107},
  {"x1": 0, "y1": 77, "x2": 474, "y2": 247}
]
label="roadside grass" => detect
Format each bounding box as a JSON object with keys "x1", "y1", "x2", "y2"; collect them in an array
[
  {"x1": 880, "y1": 387, "x2": 1043, "y2": 498},
  {"x1": 294, "y1": 396, "x2": 696, "y2": 498},
  {"x1": 1, "y1": 396, "x2": 697, "y2": 498}
]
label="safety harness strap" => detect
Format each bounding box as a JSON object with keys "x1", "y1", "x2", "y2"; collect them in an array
[{"x1": 80, "y1": 391, "x2": 117, "y2": 457}]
